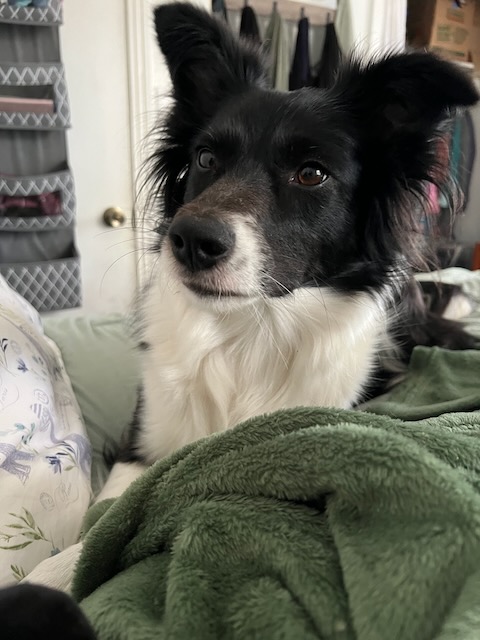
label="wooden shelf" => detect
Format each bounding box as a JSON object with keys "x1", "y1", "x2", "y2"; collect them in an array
[{"x1": 227, "y1": 0, "x2": 336, "y2": 26}]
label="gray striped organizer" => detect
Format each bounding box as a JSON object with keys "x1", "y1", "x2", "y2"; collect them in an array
[
  {"x1": 0, "y1": 62, "x2": 70, "y2": 130},
  {"x1": 0, "y1": 0, "x2": 62, "y2": 26},
  {"x1": 0, "y1": 249, "x2": 81, "y2": 312},
  {"x1": 0, "y1": 1, "x2": 81, "y2": 312}
]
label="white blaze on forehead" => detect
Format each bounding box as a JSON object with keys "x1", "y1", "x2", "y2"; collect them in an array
[{"x1": 227, "y1": 215, "x2": 266, "y2": 292}]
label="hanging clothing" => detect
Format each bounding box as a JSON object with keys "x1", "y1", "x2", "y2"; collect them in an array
[
  {"x1": 313, "y1": 21, "x2": 343, "y2": 89},
  {"x1": 212, "y1": 0, "x2": 228, "y2": 23},
  {"x1": 335, "y1": 0, "x2": 407, "y2": 59},
  {"x1": 289, "y1": 16, "x2": 311, "y2": 91},
  {"x1": 446, "y1": 111, "x2": 476, "y2": 212},
  {"x1": 263, "y1": 7, "x2": 290, "y2": 91},
  {"x1": 239, "y1": 5, "x2": 261, "y2": 45},
  {"x1": 0, "y1": 192, "x2": 61, "y2": 218},
  {"x1": 426, "y1": 183, "x2": 440, "y2": 217},
  {"x1": 457, "y1": 111, "x2": 476, "y2": 211},
  {"x1": 450, "y1": 116, "x2": 463, "y2": 190}
]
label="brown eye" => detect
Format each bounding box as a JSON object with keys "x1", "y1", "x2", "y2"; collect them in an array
[
  {"x1": 197, "y1": 149, "x2": 216, "y2": 170},
  {"x1": 295, "y1": 164, "x2": 328, "y2": 186}
]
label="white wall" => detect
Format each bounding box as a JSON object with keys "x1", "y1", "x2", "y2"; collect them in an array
[{"x1": 456, "y1": 99, "x2": 480, "y2": 246}]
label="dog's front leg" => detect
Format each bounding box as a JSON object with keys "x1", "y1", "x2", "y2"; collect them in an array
[{"x1": 22, "y1": 461, "x2": 147, "y2": 593}]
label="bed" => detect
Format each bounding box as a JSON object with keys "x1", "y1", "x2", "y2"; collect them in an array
[{"x1": 1, "y1": 268, "x2": 480, "y2": 639}]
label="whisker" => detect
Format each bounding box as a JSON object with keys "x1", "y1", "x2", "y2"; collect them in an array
[
  {"x1": 249, "y1": 295, "x2": 289, "y2": 369},
  {"x1": 106, "y1": 237, "x2": 153, "y2": 250},
  {"x1": 263, "y1": 273, "x2": 293, "y2": 296},
  {"x1": 100, "y1": 249, "x2": 146, "y2": 292}
]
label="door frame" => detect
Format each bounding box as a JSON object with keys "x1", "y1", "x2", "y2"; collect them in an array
[
  {"x1": 125, "y1": 0, "x2": 160, "y2": 285},
  {"x1": 124, "y1": 0, "x2": 210, "y2": 284}
]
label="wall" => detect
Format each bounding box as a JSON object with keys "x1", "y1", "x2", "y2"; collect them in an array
[{"x1": 455, "y1": 96, "x2": 480, "y2": 246}]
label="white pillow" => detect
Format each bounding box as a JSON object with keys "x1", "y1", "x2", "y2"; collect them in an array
[{"x1": 0, "y1": 276, "x2": 91, "y2": 586}]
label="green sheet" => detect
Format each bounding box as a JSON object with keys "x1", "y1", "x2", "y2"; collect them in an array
[
  {"x1": 72, "y1": 345, "x2": 480, "y2": 640},
  {"x1": 364, "y1": 346, "x2": 480, "y2": 420}
]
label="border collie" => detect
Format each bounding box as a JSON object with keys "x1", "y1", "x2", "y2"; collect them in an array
[{"x1": 25, "y1": 3, "x2": 478, "y2": 591}]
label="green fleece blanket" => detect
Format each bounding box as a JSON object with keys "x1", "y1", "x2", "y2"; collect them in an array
[
  {"x1": 72, "y1": 347, "x2": 480, "y2": 640},
  {"x1": 363, "y1": 346, "x2": 480, "y2": 420}
]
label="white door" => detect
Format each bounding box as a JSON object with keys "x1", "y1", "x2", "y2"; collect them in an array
[
  {"x1": 59, "y1": 0, "x2": 209, "y2": 316},
  {"x1": 60, "y1": 0, "x2": 137, "y2": 315}
]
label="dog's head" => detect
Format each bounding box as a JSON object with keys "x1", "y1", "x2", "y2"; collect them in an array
[{"x1": 151, "y1": 3, "x2": 478, "y2": 303}]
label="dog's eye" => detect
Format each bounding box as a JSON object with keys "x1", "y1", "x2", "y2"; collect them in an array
[
  {"x1": 295, "y1": 163, "x2": 328, "y2": 187},
  {"x1": 197, "y1": 149, "x2": 217, "y2": 171}
]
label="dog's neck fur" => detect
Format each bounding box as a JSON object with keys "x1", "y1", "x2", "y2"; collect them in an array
[{"x1": 137, "y1": 257, "x2": 389, "y2": 463}]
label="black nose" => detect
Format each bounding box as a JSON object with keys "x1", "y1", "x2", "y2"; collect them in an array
[{"x1": 168, "y1": 216, "x2": 235, "y2": 272}]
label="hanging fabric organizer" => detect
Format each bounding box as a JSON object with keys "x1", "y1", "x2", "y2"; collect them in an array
[
  {"x1": 0, "y1": 62, "x2": 70, "y2": 130},
  {"x1": 0, "y1": 0, "x2": 81, "y2": 312},
  {"x1": 0, "y1": 1, "x2": 62, "y2": 25}
]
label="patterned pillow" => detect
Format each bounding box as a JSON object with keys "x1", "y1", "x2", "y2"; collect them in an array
[{"x1": 0, "y1": 276, "x2": 91, "y2": 586}]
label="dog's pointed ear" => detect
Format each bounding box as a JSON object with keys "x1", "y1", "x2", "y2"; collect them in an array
[
  {"x1": 332, "y1": 52, "x2": 478, "y2": 265},
  {"x1": 154, "y1": 3, "x2": 266, "y2": 123},
  {"x1": 334, "y1": 52, "x2": 479, "y2": 175}
]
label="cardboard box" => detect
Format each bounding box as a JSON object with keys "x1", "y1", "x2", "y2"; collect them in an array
[
  {"x1": 407, "y1": 0, "x2": 480, "y2": 68},
  {"x1": 469, "y1": 1, "x2": 480, "y2": 70}
]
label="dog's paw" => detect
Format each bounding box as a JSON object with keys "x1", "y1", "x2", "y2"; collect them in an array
[{"x1": 21, "y1": 541, "x2": 83, "y2": 594}]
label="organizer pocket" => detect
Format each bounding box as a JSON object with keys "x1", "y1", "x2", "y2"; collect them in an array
[
  {"x1": 0, "y1": 1, "x2": 62, "y2": 26},
  {"x1": 0, "y1": 62, "x2": 70, "y2": 129},
  {"x1": 0, "y1": 169, "x2": 75, "y2": 231},
  {"x1": 0, "y1": 228, "x2": 74, "y2": 263},
  {"x1": 0, "y1": 84, "x2": 55, "y2": 114},
  {"x1": 0, "y1": 247, "x2": 81, "y2": 312}
]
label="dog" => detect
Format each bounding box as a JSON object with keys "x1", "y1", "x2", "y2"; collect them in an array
[{"x1": 24, "y1": 3, "x2": 478, "y2": 592}]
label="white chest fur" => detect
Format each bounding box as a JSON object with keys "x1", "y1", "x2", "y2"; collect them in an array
[{"x1": 137, "y1": 262, "x2": 387, "y2": 463}]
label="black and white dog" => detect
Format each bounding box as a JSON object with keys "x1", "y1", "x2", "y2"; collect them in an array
[{"x1": 26, "y1": 3, "x2": 478, "y2": 591}]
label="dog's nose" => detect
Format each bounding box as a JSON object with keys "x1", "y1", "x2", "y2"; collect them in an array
[{"x1": 168, "y1": 216, "x2": 235, "y2": 272}]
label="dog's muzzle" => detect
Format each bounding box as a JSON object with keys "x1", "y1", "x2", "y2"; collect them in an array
[{"x1": 168, "y1": 215, "x2": 235, "y2": 272}]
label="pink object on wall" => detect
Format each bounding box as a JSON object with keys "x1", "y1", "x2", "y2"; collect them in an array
[{"x1": 0, "y1": 96, "x2": 55, "y2": 114}]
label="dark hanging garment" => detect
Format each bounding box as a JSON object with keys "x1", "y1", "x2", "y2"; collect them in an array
[
  {"x1": 212, "y1": 0, "x2": 228, "y2": 22},
  {"x1": 313, "y1": 22, "x2": 343, "y2": 89},
  {"x1": 458, "y1": 110, "x2": 476, "y2": 211},
  {"x1": 263, "y1": 7, "x2": 290, "y2": 90},
  {"x1": 240, "y1": 5, "x2": 261, "y2": 44},
  {"x1": 289, "y1": 16, "x2": 311, "y2": 90}
]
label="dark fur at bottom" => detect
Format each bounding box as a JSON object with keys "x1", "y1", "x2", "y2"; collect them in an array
[
  {"x1": 400, "y1": 279, "x2": 477, "y2": 352},
  {"x1": 0, "y1": 584, "x2": 96, "y2": 640}
]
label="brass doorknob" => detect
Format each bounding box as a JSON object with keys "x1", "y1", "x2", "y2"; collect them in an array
[{"x1": 103, "y1": 206, "x2": 126, "y2": 228}]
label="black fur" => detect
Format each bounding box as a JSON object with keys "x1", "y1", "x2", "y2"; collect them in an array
[
  {"x1": 419, "y1": 280, "x2": 468, "y2": 316},
  {"x1": 395, "y1": 280, "x2": 478, "y2": 354},
  {"x1": 151, "y1": 2, "x2": 267, "y2": 218},
  {"x1": 151, "y1": 4, "x2": 478, "y2": 300},
  {"x1": 115, "y1": 1, "x2": 480, "y2": 440},
  {"x1": 115, "y1": 3, "x2": 479, "y2": 464},
  {"x1": 0, "y1": 584, "x2": 96, "y2": 640},
  {"x1": 115, "y1": 389, "x2": 145, "y2": 465},
  {"x1": 148, "y1": 3, "x2": 478, "y2": 363}
]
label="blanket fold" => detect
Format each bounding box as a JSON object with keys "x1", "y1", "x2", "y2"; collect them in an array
[
  {"x1": 73, "y1": 405, "x2": 480, "y2": 640},
  {"x1": 364, "y1": 346, "x2": 480, "y2": 420}
]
